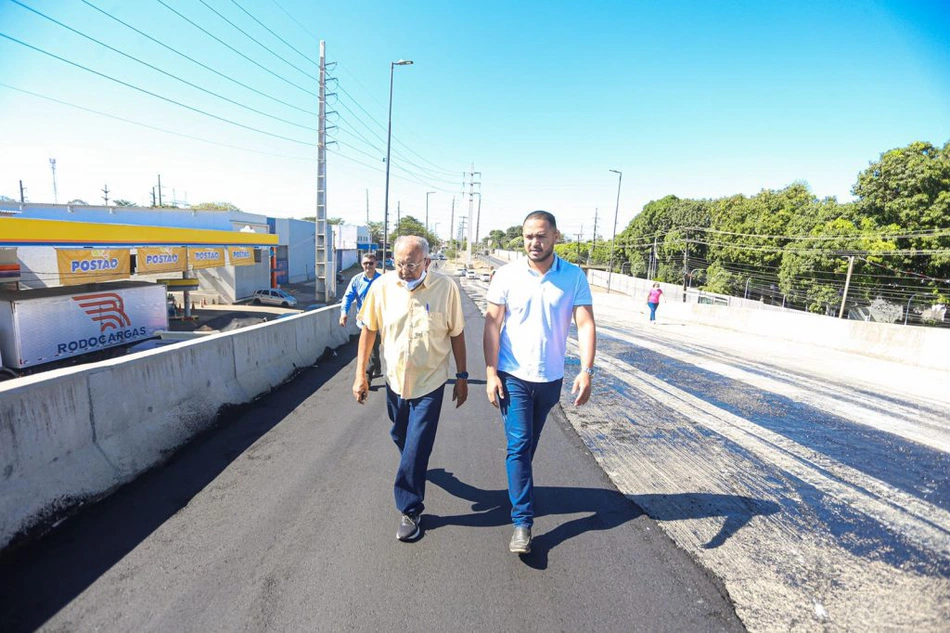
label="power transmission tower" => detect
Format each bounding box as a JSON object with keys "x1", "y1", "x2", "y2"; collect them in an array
[
  {"x1": 450, "y1": 196, "x2": 455, "y2": 249},
  {"x1": 19, "y1": 180, "x2": 26, "y2": 203},
  {"x1": 102, "y1": 184, "x2": 110, "y2": 206}
]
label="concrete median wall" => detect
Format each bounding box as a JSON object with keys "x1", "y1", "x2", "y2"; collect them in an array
[
  {"x1": 0, "y1": 306, "x2": 357, "y2": 551},
  {"x1": 588, "y1": 270, "x2": 949, "y2": 371}
]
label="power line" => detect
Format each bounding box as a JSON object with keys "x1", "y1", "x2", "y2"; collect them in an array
[
  {"x1": 79, "y1": 0, "x2": 316, "y2": 117},
  {"x1": 228, "y1": 0, "x2": 318, "y2": 69},
  {"x1": 192, "y1": 0, "x2": 318, "y2": 83},
  {"x1": 12, "y1": 0, "x2": 314, "y2": 132},
  {"x1": 155, "y1": 0, "x2": 318, "y2": 99},
  {"x1": 0, "y1": 33, "x2": 315, "y2": 146},
  {"x1": 0, "y1": 82, "x2": 314, "y2": 161}
]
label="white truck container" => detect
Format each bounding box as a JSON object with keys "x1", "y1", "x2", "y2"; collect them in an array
[{"x1": 0, "y1": 281, "x2": 168, "y2": 373}]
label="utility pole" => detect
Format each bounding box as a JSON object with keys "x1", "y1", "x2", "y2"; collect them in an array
[
  {"x1": 396, "y1": 200, "x2": 401, "y2": 235},
  {"x1": 681, "y1": 230, "x2": 689, "y2": 301},
  {"x1": 157, "y1": 174, "x2": 163, "y2": 206},
  {"x1": 838, "y1": 255, "x2": 855, "y2": 319},
  {"x1": 465, "y1": 165, "x2": 481, "y2": 264},
  {"x1": 150, "y1": 187, "x2": 157, "y2": 206},
  {"x1": 575, "y1": 231, "x2": 583, "y2": 262},
  {"x1": 365, "y1": 189, "x2": 370, "y2": 224},
  {"x1": 49, "y1": 158, "x2": 58, "y2": 204},
  {"x1": 102, "y1": 184, "x2": 110, "y2": 206},
  {"x1": 589, "y1": 208, "x2": 598, "y2": 265},
  {"x1": 19, "y1": 180, "x2": 26, "y2": 203},
  {"x1": 425, "y1": 191, "x2": 435, "y2": 235},
  {"x1": 474, "y1": 192, "x2": 483, "y2": 249},
  {"x1": 458, "y1": 216, "x2": 467, "y2": 245},
  {"x1": 315, "y1": 39, "x2": 331, "y2": 300},
  {"x1": 450, "y1": 196, "x2": 455, "y2": 250}
]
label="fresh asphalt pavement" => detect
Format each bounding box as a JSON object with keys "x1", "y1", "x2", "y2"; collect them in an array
[{"x1": 0, "y1": 276, "x2": 743, "y2": 632}]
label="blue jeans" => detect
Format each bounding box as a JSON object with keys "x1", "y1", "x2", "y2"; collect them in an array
[
  {"x1": 498, "y1": 372, "x2": 563, "y2": 528},
  {"x1": 386, "y1": 383, "x2": 445, "y2": 516},
  {"x1": 648, "y1": 301, "x2": 658, "y2": 321}
]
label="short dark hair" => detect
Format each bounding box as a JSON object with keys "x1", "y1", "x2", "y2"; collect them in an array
[
  {"x1": 523, "y1": 210, "x2": 557, "y2": 230},
  {"x1": 362, "y1": 253, "x2": 377, "y2": 262}
]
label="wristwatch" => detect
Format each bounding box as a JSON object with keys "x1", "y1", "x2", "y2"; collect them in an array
[
  {"x1": 455, "y1": 372, "x2": 469, "y2": 380},
  {"x1": 583, "y1": 367, "x2": 595, "y2": 376}
]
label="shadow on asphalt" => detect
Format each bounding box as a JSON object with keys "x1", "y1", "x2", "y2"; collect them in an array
[
  {"x1": 0, "y1": 339, "x2": 359, "y2": 633},
  {"x1": 425, "y1": 468, "x2": 778, "y2": 570}
]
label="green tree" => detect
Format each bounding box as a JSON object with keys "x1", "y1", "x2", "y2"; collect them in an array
[
  {"x1": 112, "y1": 199, "x2": 136, "y2": 207},
  {"x1": 852, "y1": 140, "x2": 950, "y2": 297},
  {"x1": 192, "y1": 201, "x2": 241, "y2": 211}
]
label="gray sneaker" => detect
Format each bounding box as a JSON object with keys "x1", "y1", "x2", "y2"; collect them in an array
[
  {"x1": 396, "y1": 512, "x2": 421, "y2": 542},
  {"x1": 509, "y1": 526, "x2": 531, "y2": 554}
]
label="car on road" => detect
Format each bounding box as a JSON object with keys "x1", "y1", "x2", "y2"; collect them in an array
[
  {"x1": 466, "y1": 270, "x2": 477, "y2": 279},
  {"x1": 479, "y1": 272, "x2": 491, "y2": 282},
  {"x1": 251, "y1": 288, "x2": 298, "y2": 308},
  {"x1": 456, "y1": 268, "x2": 467, "y2": 277}
]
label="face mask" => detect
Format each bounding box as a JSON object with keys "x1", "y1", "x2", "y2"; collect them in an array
[{"x1": 405, "y1": 270, "x2": 427, "y2": 290}]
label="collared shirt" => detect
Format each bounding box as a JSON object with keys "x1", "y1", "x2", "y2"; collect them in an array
[
  {"x1": 486, "y1": 254, "x2": 592, "y2": 382},
  {"x1": 341, "y1": 271, "x2": 381, "y2": 327},
  {"x1": 358, "y1": 270, "x2": 465, "y2": 399}
]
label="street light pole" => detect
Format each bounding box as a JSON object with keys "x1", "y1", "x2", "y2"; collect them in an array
[
  {"x1": 425, "y1": 191, "x2": 435, "y2": 236},
  {"x1": 383, "y1": 59, "x2": 413, "y2": 272},
  {"x1": 607, "y1": 169, "x2": 622, "y2": 293}
]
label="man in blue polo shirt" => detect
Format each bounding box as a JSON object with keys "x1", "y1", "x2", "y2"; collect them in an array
[
  {"x1": 483, "y1": 210, "x2": 597, "y2": 555},
  {"x1": 340, "y1": 252, "x2": 382, "y2": 381}
]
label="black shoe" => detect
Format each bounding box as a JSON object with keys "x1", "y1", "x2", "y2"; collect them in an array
[{"x1": 396, "y1": 512, "x2": 421, "y2": 542}]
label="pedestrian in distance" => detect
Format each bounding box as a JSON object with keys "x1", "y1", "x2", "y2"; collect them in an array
[
  {"x1": 340, "y1": 253, "x2": 383, "y2": 381},
  {"x1": 353, "y1": 235, "x2": 469, "y2": 542},
  {"x1": 483, "y1": 211, "x2": 597, "y2": 555},
  {"x1": 647, "y1": 282, "x2": 663, "y2": 323}
]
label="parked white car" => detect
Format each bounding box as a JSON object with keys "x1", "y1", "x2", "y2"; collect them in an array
[
  {"x1": 251, "y1": 288, "x2": 298, "y2": 308},
  {"x1": 479, "y1": 272, "x2": 491, "y2": 282}
]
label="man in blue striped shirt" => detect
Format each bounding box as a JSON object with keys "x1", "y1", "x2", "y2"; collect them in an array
[{"x1": 340, "y1": 253, "x2": 383, "y2": 381}]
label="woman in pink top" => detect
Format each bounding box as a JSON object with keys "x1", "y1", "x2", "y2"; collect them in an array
[{"x1": 647, "y1": 282, "x2": 662, "y2": 323}]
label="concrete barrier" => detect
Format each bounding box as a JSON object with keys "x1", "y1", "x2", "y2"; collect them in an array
[
  {"x1": 588, "y1": 270, "x2": 949, "y2": 371},
  {"x1": 0, "y1": 305, "x2": 357, "y2": 551}
]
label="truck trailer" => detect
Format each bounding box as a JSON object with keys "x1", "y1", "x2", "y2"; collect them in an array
[{"x1": 0, "y1": 281, "x2": 168, "y2": 377}]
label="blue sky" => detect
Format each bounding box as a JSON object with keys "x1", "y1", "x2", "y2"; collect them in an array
[{"x1": 1, "y1": 0, "x2": 948, "y2": 242}]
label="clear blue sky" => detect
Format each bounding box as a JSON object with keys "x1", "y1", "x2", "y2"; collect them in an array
[{"x1": 1, "y1": 0, "x2": 948, "y2": 241}]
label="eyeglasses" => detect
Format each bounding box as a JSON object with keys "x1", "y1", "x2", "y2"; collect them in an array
[
  {"x1": 395, "y1": 259, "x2": 426, "y2": 272},
  {"x1": 362, "y1": 261, "x2": 376, "y2": 266}
]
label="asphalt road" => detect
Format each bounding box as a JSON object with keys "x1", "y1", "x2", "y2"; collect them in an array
[
  {"x1": 0, "y1": 277, "x2": 743, "y2": 632},
  {"x1": 460, "y1": 275, "x2": 949, "y2": 631}
]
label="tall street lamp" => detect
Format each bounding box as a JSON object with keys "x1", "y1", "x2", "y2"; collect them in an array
[
  {"x1": 425, "y1": 191, "x2": 435, "y2": 236},
  {"x1": 383, "y1": 59, "x2": 414, "y2": 272},
  {"x1": 607, "y1": 169, "x2": 622, "y2": 293}
]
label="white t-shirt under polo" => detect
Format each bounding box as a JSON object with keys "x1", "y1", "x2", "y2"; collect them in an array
[{"x1": 486, "y1": 255, "x2": 592, "y2": 382}]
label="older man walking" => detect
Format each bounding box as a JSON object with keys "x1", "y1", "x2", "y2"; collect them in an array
[{"x1": 353, "y1": 235, "x2": 468, "y2": 542}]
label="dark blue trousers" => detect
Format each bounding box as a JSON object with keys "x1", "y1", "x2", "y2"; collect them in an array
[{"x1": 386, "y1": 383, "x2": 446, "y2": 516}]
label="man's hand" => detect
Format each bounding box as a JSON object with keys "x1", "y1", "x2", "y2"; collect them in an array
[
  {"x1": 486, "y1": 373, "x2": 505, "y2": 408},
  {"x1": 339, "y1": 314, "x2": 348, "y2": 327},
  {"x1": 571, "y1": 372, "x2": 592, "y2": 406},
  {"x1": 353, "y1": 375, "x2": 369, "y2": 404},
  {"x1": 452, "y1": 379, "x2": 468, "y2": 408}
]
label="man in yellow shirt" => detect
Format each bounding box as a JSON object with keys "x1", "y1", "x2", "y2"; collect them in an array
[{"x1": 354, "y1": 235, "x2": 468, "y2": 542}]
